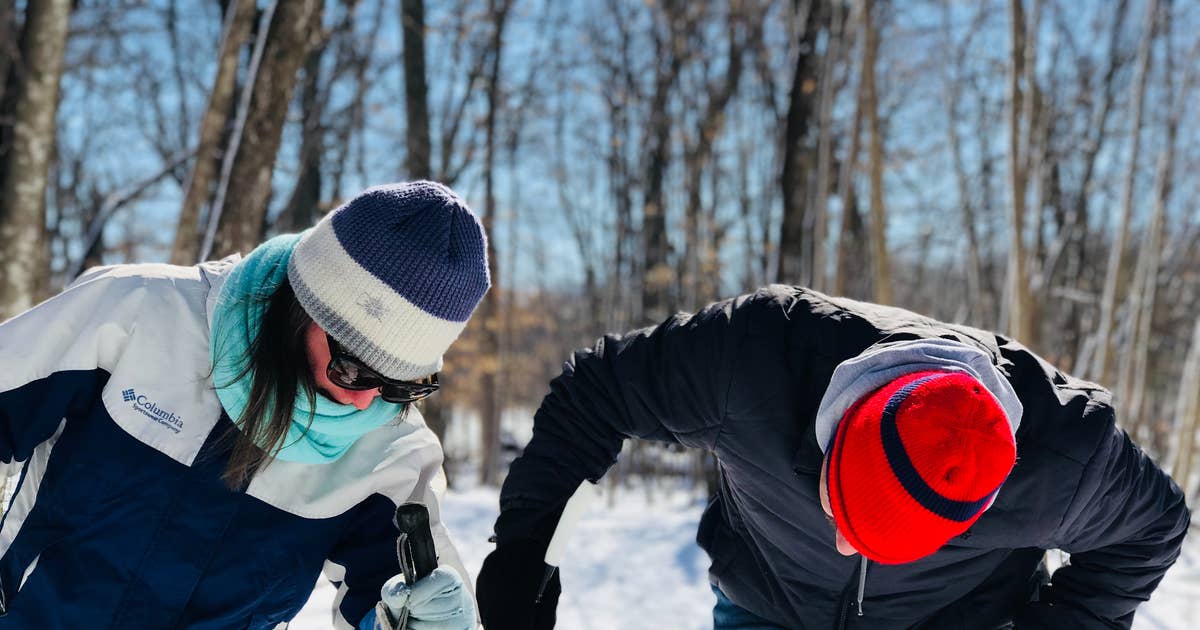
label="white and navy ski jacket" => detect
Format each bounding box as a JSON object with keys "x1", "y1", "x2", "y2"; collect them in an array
[{"x1": 0, "y1": 258, "x2": 469, "y2": 628}]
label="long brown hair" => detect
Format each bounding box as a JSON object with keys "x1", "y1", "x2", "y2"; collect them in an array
[{"x1": 220, "y1": 279, "x2": 319, "y2": 488}]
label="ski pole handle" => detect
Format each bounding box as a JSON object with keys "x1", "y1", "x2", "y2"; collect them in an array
[
  {"x1": 380, "y1": 503, "x2": 439, "y2": 630},
  {"x1": 395, "y1": 503, "x2": 439, "y2": 584}
]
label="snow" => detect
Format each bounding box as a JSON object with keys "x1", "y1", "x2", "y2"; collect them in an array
[{"x1": 288, "y1": 484, "x2": 1199, "y2": 629}]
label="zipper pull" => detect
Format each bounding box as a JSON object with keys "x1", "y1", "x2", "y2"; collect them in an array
[{"x1": 856, "y1": 556, "x2": 868, "y2": 616}]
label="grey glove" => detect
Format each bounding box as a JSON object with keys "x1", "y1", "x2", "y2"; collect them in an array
[{"x1": 378, "y1": 565, "x2": 476, "y2": 630}]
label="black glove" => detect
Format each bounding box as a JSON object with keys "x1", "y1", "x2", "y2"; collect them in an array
[{"x1": 476, "y1": 540, "x2": 561, "y2": 630}]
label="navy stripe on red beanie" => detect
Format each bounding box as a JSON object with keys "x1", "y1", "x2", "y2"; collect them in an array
[{"x1": 826, "y1": 370, "x2": 1016, "y2": 564}]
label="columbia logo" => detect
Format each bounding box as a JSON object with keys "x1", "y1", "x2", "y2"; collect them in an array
[{"x1": 124, "y1": 387, "x2": 184, "y2": 434}]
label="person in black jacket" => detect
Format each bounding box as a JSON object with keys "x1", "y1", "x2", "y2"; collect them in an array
[{"x1": 475, "y1": 286, "x2": 1190, "y2": 629}]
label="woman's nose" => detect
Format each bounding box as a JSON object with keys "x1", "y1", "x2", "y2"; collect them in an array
[{"x1": 345, "y1": 388, "x2": 380, "y2": 410}]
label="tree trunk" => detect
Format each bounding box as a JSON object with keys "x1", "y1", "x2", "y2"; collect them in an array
[
  {"x1": 0, "y1": 0, "x2": 19, "y2": 181},
  {"x1": 278, "y1": 36, "x2": 327, "y2": 233},
  {"x1": 1092, "y1": 0, "x2": 1156, "y2": 386},
  {"x1": 862, "y1": 0, "x2": 890, "y2": 305},
  {"x1": 810, "y1": 0, "x2": 842, "y2": 292},
  {"x1": 833, "y1": 62, "x2": 865, "y2": 299},
  {"x1": 943, "y1": 69, "x2": 984, "y2": 321},
  {"x1": 402, "y1": 0, "x2": 451, "y2": 446},
  {"x1": 0, "y1": 0, "x2": 17, "y2": 124},
  {"x1": 1171, "y1": 318, "x2": 1200, "y2": 499},
  {"x1": 1065, "y1": 0, "x2": 1128, "y2": 371},
  {"x1": 207, "y1": 0, "x2": 322, "y2": 260},
  {"x1": 478, "y1": 0, "x2": 511, "y2": 486},
  {"x1": 0, "y1": 0, "x2": 71, "y2": 321},
  {"x1": 776, "y1": 0, "x2": 823, "y2": 285},
  {"x1": 683, "y1": 2, "x2": 744, "y2": 306},
  {"x1": 169, "y1": 0, "x2": 256, "y2": 265},
  {"x1": 1018, "y1": 0, "x2": 1042, "y2": 349},
  {"x1": 1004, "y1": 0, "x2": 1032, "y2": 342},
  {"x1": 640, "y1": 0, "x2": 688, "y2": 323},
  {"x1": 402, "y1": 0, "x2": 432, "y2": 180},
  {"x1": 1119, "y1": 0, "x2": 1171, "y2": 444}
]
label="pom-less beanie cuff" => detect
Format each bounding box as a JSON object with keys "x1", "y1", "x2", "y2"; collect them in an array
[{"x1": 287, "y1": 181, "x2": 490, "y2": 381}]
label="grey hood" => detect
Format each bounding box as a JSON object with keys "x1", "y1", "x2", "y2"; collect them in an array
[{"x1": 814, "y1": 338, "x2": 1024, "y2": 453}]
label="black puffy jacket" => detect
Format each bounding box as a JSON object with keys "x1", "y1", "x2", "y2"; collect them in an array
[{"x1": 493, "y1": 286, "x2": 1190, "y2": 629}]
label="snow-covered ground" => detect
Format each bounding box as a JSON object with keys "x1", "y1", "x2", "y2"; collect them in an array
[{"x1": 290, "y1": 484, "x2": 1199, "y2": 629}]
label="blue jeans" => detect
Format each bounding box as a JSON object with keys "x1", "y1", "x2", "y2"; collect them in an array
[{"x1": 712, "y1": 584, "x2": 786, "y2": 629}]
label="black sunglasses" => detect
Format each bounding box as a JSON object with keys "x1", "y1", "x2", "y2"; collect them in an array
[{"x1": 325, "y1": 333, "x2": 439, "y2": 404}]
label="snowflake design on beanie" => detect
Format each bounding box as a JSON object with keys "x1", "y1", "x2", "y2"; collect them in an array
[{"x1": 356, "y1": 293, "x2": 390, "y2": 321}]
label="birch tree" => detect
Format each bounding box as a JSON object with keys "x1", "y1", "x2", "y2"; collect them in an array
[{"x1": 0, "y1": 0, "x2": 72, "y2": 320}]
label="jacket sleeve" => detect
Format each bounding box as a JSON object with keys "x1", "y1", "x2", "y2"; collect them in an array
[
  {"x1": 323, "y1": 460, "x2": 473, "y2": 629},
  {"x1": 0, "y1": 272, "x2": 143, "y2": 464},
  {"x1": 494, "y1": 295, "x2": 747, "y2": 544},
  {"x1": 1018, "y1": 411, "x2": 1191, "y2": 629}
]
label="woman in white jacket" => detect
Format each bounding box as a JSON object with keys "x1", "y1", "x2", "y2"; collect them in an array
[{"x1": 0, "y1": 181, "x2": 485, "y2": 629}]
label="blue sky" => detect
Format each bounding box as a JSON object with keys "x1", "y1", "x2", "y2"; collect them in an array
[{"x1": 49, "y1": 0, "x2": 1199, "y2": 301}]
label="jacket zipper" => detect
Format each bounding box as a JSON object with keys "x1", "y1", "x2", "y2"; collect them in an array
[{"x1": 834, "y1": 556, "x2": 869, "y2": 630}]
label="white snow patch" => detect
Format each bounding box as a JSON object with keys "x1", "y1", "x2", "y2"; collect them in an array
[{"x1": 289, "y1": 485, "x2": 1198, "y2": 629}]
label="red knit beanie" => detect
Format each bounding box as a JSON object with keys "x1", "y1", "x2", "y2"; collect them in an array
[{"x1": 825, "y1": 370, "x2": 1016, "y2": 564}]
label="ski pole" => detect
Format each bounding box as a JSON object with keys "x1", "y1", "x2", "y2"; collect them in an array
[
  {"x1": 535, "y1": 480, "x2": 599, "y2": 603},
  {"x1": 376, "y1": 503, "x2": 439, "y2": 630}
]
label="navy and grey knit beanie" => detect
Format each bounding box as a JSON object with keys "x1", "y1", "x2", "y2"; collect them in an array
[{"x1": 287, "y1": 181, "x2": 490, "y2": 380}]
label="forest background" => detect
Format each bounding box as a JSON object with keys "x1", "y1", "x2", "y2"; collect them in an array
[{"x1": 1, "y1": 0, "x2": 1198, "y2": 503}]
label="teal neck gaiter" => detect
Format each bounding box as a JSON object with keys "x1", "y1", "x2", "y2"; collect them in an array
[{"x1": 209, "y1": 233, "x2": 404, "y2": 464}]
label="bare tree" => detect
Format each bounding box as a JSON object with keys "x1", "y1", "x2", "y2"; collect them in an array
[
  {"x1": 276, "y1": 1, "x2": 348, "y2": 234},
  {"x1": 1003, "y1": 0, "x2": 1033, "y2": 342},
  {"x1": 776, "y1": 0, "x2": 825, "y2": 286},
  {"x1": 682, "y1": 1, "x2": 746, "y2": 306},
  {"x1": 939, "y1": 2, "x2": 990, "y2": 323},
  {"x1": 832, "y1": 36, "x2": 866, "y2": 299},
  {"x1": 1091, "y1": 0, "x2": 1157, "y2": 386},
  {"x1": 809, "y1": 0, "x2": 847, "y2": 293},
  {"x1": 641, "y1": 0, "x2": 692, "y2": 323},
  {"x1": 400, "y1": 0, "x2": 454, "y2": 445},
  {"x1": 1059, "y1": 0, "x2": 1130, "y2": 372},
  {"x1": 0, "y1": 0, "x2": 21, "y2": 177},
  {"x1": 478, "y1": 0, "x2": 512, "y2": 486},
  {"x1": 0, "y1": 0, "x2": 17, "y2": 116},
  {"x1": 589, "y1": 0, "x2": 641, "y2": 328},
  {"x1": 1172, "y1": 315, "x2": 1200, "y2": 499},
  {"x1": 205, "y1": 0, "x2": 323, "y2": 260},
  {"x1": 0, "y1": 0, "x2": 72, "y2": 320},
  {"x1": 319, "y1": 0, "x2": 370, "y2": 200},
  {"x1": 280, "y1": 48, "x2": 326, "y2": 233},
  {"x1": 862, "y1": 0, "x2": 890, "y2": 305},
  {"x1": 1119, "y1": 0, "x2": 1174, "y2": 443},
  {"x1": 168, "y1": 0, "x2": 256, "y2": 265},
  {"x1": 402, "y1": 0, "x2": 432, "y2": 180},
  {"x1": 431, "y1": 3, "x2": 491, "y2": 187}
]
